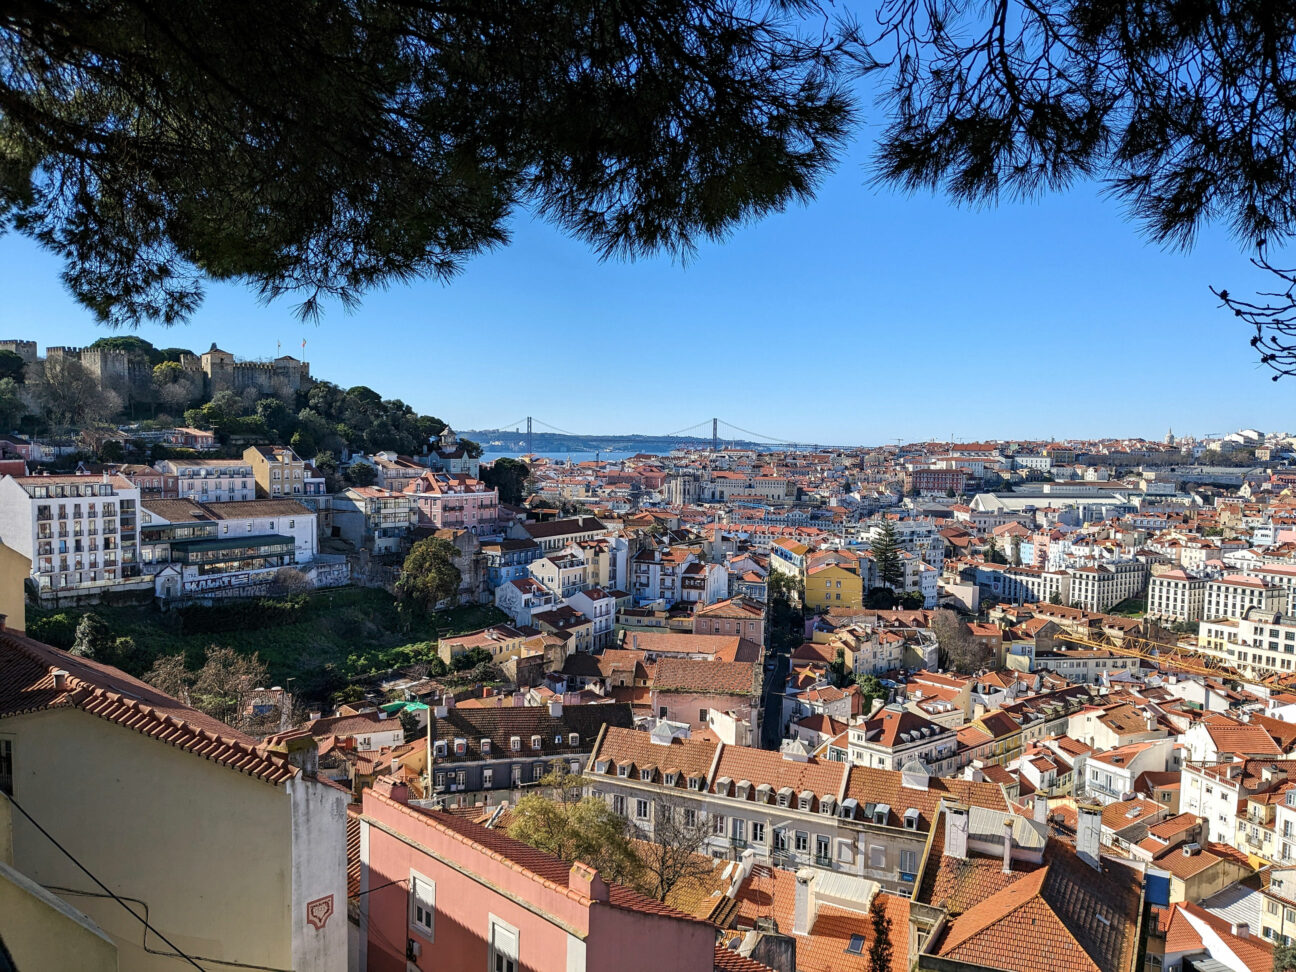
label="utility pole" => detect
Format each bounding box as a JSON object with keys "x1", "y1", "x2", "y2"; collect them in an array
[
  {"x1": 526, "y1": 416, "x2": 533, "y2": 456},
  {"x1": 712, "y1": 417, "x2": 719, "y2": 453}
]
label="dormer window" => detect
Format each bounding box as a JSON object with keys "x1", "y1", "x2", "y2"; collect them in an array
[
  {"x1": 481, "y1": 739, "x2": 491, "y2": 755},
  {"x1": 799, "y1": 795, "x2": 813, "y2": 812},
  {"x1": 511, "y1": 736, "x2": 522, "y2": 751},
  {"x1": 820, "y1": 796, "x2": 835, "y2": 815},
  {"x1": 555, "y1": 734, "x2": 563, "y2": 745},
  {"x1": 569, "y1": 733, "x2": 580, "y2": 746},
  {"x1": 618, "y1": 763, "x2": 632, "y2": 778},
  {"x1": 454, "y1": 738, "x2": 467, "y2": 755},
  {"x1": 689, "y1": 776, "x2": 704, "y2": 791},
  {"x1": 531, "y1": 734, "x2": 542, "y2": 750},
  {"x1": 665, "y1": 772, "x2": 680, "y2": 786},
  {"x1": 640, "y1": 768, "x2": 653, "y2": 781},
  {"x1": 873, "y1": 804, "x2": 890, "y2": 826},
  {"x1": 756, "y1": 784, "x2": 773, "y2": 804},
  {"x1": 596, "y1": 760, "x2": 612, "y2": 773},
  {"x1": 904, "y1": 807, "x2": 921, "y2": 830},
  {"x1": 433, "y1": 740, "x2": 447, "y2": 757},
  {"x1": 777, "y1": 788, "x2": 792, "y2": 808}
]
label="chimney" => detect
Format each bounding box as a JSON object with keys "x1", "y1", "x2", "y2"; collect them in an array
[
  {"x1": 868, "y1": 697, "x2": 886, "y2": 719},
  {"x1": 52, "y1": 669, "x2": 69, "y2": 692},
  {"x1": 1033, "y1": 793, "x2": 1049, "y2": 825},
  {"x1": 1002, "y1": 817, "x2": 1015, "y2": 874},
  {"x1": 549, "y1": 698, "x2": 564, "y2": 718},
  {"x1": 792, "y1": 869, "x2": 816, "y2": 936},
  {"x1": 373, "y1": 776, "x2": 409, "y2": 804},
  {"x1": 569, "y1": 862, "x2": 609, "y2": 903},
  {"x1": 1231, "y1": 922, "x2": 1250, "y2": 939},
  {"x1": 1076, "y1": 802, "x2": 1102, "y2": 871},
  {"x1": 945, "y1": 803, "x2": 969, "y2": 860},
  {"x1": 963, "y1": 763, "x2": 984, "y2": 783}
]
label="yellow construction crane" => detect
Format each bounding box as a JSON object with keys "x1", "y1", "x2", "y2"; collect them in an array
[{"x1": 1053, "y1": 629, "x2": 1274, "y2": 686}]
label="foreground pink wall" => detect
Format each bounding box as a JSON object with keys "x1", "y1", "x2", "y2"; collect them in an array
[{"x1": 362, "y1": 787, "x2": 714, "y2": 972}]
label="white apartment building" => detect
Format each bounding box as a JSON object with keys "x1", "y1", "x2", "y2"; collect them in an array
[
  {"x1": 1066, "y1": 561, "x2": 1147, "y2": 613},
  {"x1": 846, "y1": 707, "x2": 959, "y2": 774},
  {"x1": 1243, "y1": 564, "x2": 1296, "y2": 615},
  {"x1": 157, "y1": 458, "x2": 256, "y2": 503},
  {"x1": 1204, "y1": 574, "x2": 1286, "y2": 620},
  {"x1": 568, "y1": 587, "x2": 617, "y2": 648},
  {"x1": 0, "y1": 473, "x2": 145, "y2": 600},
  {"x1": 1146, "y1": 569, "x2": 1208, "y2": 622},
  {"x1": 1199, "y1": 609, "x2": 1296, "y2": 676}
]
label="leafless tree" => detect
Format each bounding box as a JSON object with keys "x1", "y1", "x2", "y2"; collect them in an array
[
  {"x1": 930, "y1": 608, "x2": 992, "y2": 674},
  {"x1": 635, "y1": 792, "x2": 717, "y2": 902}
]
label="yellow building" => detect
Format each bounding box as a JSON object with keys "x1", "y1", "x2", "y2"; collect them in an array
[
  {"x1": 0, "y1": 630, "x2": 347, "y2": 972},
  {"x1": 805, "y1": 560, "x2": 864, "y2": 612},
  {"x1": 1, "y1": 795, "x2": 118, "y2": 972},
  {"x1": 244, "y1": 444, "x2": 306, "y2": 498}
]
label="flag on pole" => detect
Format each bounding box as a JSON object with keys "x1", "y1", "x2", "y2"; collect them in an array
[{"x1": 302, "y1": 338, "x2": 307, "y2": 351}]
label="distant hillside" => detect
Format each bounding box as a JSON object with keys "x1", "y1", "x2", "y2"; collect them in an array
[{"x1": 464, "y1": 429, "x2": 782, "y2": 454}]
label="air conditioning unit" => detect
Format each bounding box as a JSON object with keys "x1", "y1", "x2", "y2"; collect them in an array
[{"x1": 407, "y1": 938, "x2": 422, "y2": 959}]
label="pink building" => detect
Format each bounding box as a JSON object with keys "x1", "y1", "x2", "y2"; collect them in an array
[
  {"x1": 649, "y1": 658, "x2": 761, "y2": 742},
  {"x1": 693, "y1": 597, "x2": 766, "y2": 647},
  {"x1": 359, "y1": 777, "x2": 718, "y2": 972},
  {"x1": 404, "y1": 471, "x2": 500, "y2": 535}
]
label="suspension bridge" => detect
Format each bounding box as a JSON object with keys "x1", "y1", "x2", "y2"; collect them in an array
[{"x1": 473, "y1": 416, "x2": 805, "y2": 455}]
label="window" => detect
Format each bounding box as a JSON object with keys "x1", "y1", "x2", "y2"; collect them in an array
[
  {"x1": 899, "y1": 849, "x2": 918, "y2": 874},
  {"x1": 846, "y1": 934, "x2": 866, "y2": 955},
  {"x1": 511, "y1": 736, "x2": 521, "y2": 751},
  {"x1": 612, "y1": 795, "x2": 626, "y2": 815},
  {"x1": 636, "y1": 798, "x2": 650, "y2": 820},
  {"x1": 795, "y1": 831, "x2": 808, "y2": 853},
  {"x1": 489, "y1": 917, "x2": 519, "y2": 972},
  {"x1": 512, "y1": 765, "x2": 522, "y2": 787},
  {"x1": 752, "y1": 822, "x2": 765, "y2": 844},
  {"x1": 683, "y1": 808, "x2": 698, "y2": 827},
  {"x1": 531, "y1": 734, "x2": 542, "y2": 750},
  {"x1": 569, "y1": 733, "x2": 580, "y2": 746},
  {"x1": 699, "y1": 709, "x2": 709, "y2": 723},
  {"x1": 483, "y1": 768, "x2": 493, "y2": 787},
  {"x1": 816, "y1": 835, "x2": 830, "y2": 861},
  {"x1": 0, "y1": 738, "x2": 11, "y2": 796},
  {"x1": 409, "y1": 873, "x2": 435, "y2": 939},
  {"x1": 533, "y1": 764, "x2": 544, "y2": 781}
]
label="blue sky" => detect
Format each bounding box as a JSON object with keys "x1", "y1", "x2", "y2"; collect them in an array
[{"x1": 2, "y1": 133, "x2": 1292, "y2": 446}]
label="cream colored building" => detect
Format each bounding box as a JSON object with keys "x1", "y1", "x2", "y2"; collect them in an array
[
  {"x1": 0, "y1": 630, "x2": 347, "y2": 972},
  {"x1": 1146, "y1": 569, "x2": 1208, "y2": 622},
  {"x1": 1199, "y1": 609, "x2": 1296, "y2": 677}
]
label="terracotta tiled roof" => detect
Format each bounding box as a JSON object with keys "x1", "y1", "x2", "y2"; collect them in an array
[
  {"x1": 732, "y1": 865, "x2": 909, "y2": 972},
  {"x1": 430, "y1": 702, "x2": 633, "y2": 763},
  {"x1": 711, "y1": 747, "x2": 847, "y2": 808},
  {"x1": 1164, "y1": 901, "x2": 1273, "y2": 972},
  {"x1": 843, "y1": 765, "x2": 1009, "y2": 832},
  {"x1": 591, "y1": 726, "x2": 719, "y2": 784},
  {"x1": 857, "y1": 708, "x2": 950, "y2": 749},
  {"x1": 653, "y1": 658, "x2": 757, "y2": 696},
  {"x1": 712, "y1": 945, "x2": 777, "y2": 972},
  {"x1": 0, "y1": 630, "x2": 296, "y2": 785},
  {"x1": 922, "y1": 823, "x2": 1141, "y2": 972}
]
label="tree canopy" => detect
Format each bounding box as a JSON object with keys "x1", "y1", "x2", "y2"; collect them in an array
[
  {"x1": 1, "y1": 1, "x2": 860, "y2": 327},
  {"x1": 396, "y1": 537, "x2": 462, "y2": 616}
]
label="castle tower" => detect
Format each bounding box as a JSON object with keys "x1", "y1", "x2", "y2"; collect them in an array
[{"x1": 200, "y1": 343, "x2": 236, "y2": 396}]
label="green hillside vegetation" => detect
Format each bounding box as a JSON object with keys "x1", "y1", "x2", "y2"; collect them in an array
[
  {"x1": 22, "y1": 335, "x2": 482, "y2": 468},
  {"x1": 28, "y1": 588, "x2": 507, "y2": 703}
]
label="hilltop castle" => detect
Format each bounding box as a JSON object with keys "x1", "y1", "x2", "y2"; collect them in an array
[{"x1": 3, "y1": 340, "x2": 313, "y2": 405}]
